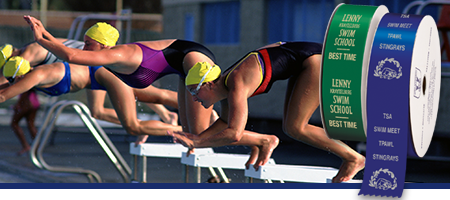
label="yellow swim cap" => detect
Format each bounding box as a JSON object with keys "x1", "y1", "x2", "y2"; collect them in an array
[
  {"x1": 85, "y1": 22, "x2": 119, "y2": 46},
  {"x1": 185, "y1": 62, "x2": 221, "y2": 86},
  {"x1": 3, "y1": 56, "x2": 31, "y2": 78},
  {"x1": 0, "y1": 44, "x2": 13, "y2": 68}
]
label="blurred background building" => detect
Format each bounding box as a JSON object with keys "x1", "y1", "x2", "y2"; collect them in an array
[{"x1": 0, "y1": 0, "x2": 447, "y2": 141}]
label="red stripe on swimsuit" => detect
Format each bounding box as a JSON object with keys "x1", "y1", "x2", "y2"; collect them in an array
[{"x1": 251, "y1": 49, "x2": 272, "y2": 97}]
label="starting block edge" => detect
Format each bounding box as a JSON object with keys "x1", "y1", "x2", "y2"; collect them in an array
[
  {"x1": 245, "y1": 164, "x2": 339, "y2": 183},
  {"x1": 129, "y1": 142, "x2": 213, "y2": 158},
  {"x1": 181, "y1": 152, "x2": 276, "y2": 170}
]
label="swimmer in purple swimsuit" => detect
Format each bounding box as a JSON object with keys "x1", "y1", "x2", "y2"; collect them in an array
[
  {"x1": 25, "y1": 17, "x2": 223, "y2": 148},
  {"x1": 1, "y1": 38, "x2": 180, "y2": 155},
  {"x1": 169, "y1": 42, "x2": 365, "y2": 183}
]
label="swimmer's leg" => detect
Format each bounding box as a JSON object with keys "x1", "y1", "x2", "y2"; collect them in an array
[{"x1": 282, "y1": 55, "x2": 365, "y2": 182}]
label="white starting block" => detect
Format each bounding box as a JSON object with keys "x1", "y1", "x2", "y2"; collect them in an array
[
  {"x1": 245, "y1": 164, "x2": 339, "y2": 183},
  {"x1": 181, "y1": 152, "x2": 276, "y2": 183},
  {"x1": 129, "y1": 142, "x2": 213, "y2": 183},
  {"x1": 326, "y1": 178, "x2": 363, "y2": 183}
]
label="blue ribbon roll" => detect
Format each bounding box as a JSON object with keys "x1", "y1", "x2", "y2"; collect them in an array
[{"x1": 359, "y1": 13, "x2": 440, "y2": 197}]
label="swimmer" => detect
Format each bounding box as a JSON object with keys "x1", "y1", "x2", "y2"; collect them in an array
[
  {"x1": 0, "y1": 37, "x2": 180, "y2": 126},
  {"x1": 0, "y1": 44, "x2": 41, "y2": 155},
  {"x1": 0, "y1": 38, "x2": 179, "y2": 154},
  {"x1": 24, "y1": 16, "x2": 219, "y2": 145},
  {"x1": 169, "y1": 42, "x2": 365, "y2": 183},
  {"x1": 10, "y1": 89, "x2": 40, "y2": 156},
  {"x1": 0, "y1": 57, "x2": 183, "y2": 137}
]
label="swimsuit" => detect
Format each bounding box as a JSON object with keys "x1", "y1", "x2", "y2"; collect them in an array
[
  {"x1": 36, "y1": 63, "x2": 106, "y2": 96},
  {"x1": 89, "y1": 66, "x2": 106, "y2": 90},
  {"x1": 36, "y1": 62, "x2": 72, "y2": 96},
  {"x1": 106, "y1": 39, "x2": 216, "y2": 89},
  {"x1": 39, "y1": 40, "x2": 85, "y2": 65},
  {"x1": 224, "y1": 41, "x2": 322, "y2": 97},
  {"x1": 28, "y1": 90, "x2": 40, "y2": 109},
  {"x1": 19, "y1": 90, "x2": 40, "y2": 109}
]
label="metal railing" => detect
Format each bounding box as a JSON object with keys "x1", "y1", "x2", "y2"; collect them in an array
[
  {"x1": 30, "y1": 100, "x2": 131, "y2": 183},
  {"x1": 67, "y1": 9, "x2": 132, "y2": 44},
  {"x1": 403, "y1": 0, "x2": 450, "y2": 14},
  {"x1": 402, "y1": 1, "x2": 426, "y2": 14}
]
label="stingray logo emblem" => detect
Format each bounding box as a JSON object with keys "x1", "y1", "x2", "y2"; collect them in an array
[
  {"x1": 413, "y1": 67, "x2": 422, "y2": 99},
  {"x1": 374, "y1": 58, "x2": 402, "y2": 80},
  {"x1": 368, "y1": 168, "x2": 398, "y2": 190}
]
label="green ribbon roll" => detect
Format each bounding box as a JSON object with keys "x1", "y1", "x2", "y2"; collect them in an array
[{"x1": 320, "y1": 4, "x2": 388, "y2": 141}]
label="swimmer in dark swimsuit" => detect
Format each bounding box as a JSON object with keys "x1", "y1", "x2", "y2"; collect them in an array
[
  {"x1": 0, "y1": 38, "x2": 180, "y2": 155},
  {"x1": 25, "y1": 17, "x2": 220, "y2": 147},
  {"x1": 0, "y1": 58, "x2": 183, "y2": 137},
  {"x1": 169, "y1": 42, "x2": 365, "y2": 183}
]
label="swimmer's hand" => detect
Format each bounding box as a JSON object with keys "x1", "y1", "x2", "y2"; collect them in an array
[
  {"x1": 134, "y1": 135, "x2": 149, "y2": 147},
  {"x1": 24, "y1": 15, "x2": 56, "y2": 45},
  {"x1": 167, "y1": 130, "x2": 196, "y2": 149},
  {"x1": 24, "y1": 15, "x2": 44, "y2": 41}
]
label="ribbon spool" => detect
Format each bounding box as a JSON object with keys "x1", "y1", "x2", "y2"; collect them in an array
[
  {"x1": 320, "y1": 4, "x2": 388, "y2": 141},
  {"x1": 359, "y1": 13, "x2": 440, "y2": 197}
]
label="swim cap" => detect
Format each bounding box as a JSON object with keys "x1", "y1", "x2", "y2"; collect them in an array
[
  {"x1": 0, "y1": 44, "x2": 13, "y2": 68},
  {"x1": 186, "y1": 62, "x2": 221, "y2": 86},
  {"x1": 85, "y1": 22, "x2": 119, "y2": 46},
  {"x1": 3, "y1": 56, "x2": 31, "y2": 77}
]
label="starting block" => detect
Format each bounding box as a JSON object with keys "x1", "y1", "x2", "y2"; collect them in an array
[
  {"x1": 181, "y1": 152, "x2": 276, "y2": 183},
  {"x1": 129, "y1": 142, "x2": 213, "y2": 183},
  {"x1": 245, "y1": 164, "x2": 339, "y2": 183},
  {"x1": 326, "y1": 178, "x2": 363, "y2": 183}
]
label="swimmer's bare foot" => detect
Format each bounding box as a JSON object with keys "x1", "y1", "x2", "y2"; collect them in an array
[
  {"x1": 245, "y1": 146, "x2": 259, "y2": 169},
  {"x1": 17, "y1": 146, "x2": 31, "y2": 156},
  {"x1": 253, "y1": 135, "x2": 279, "y2": 171},
  {"x1": 134, "y1": 135, "x2": 149, "y2": 147},
  {"x1": 332, "y1": 155, "x2": 365, "y2": 183}
]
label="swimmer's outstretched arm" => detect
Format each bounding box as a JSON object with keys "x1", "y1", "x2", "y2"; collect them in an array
[
  {"x1": 0, "y1": 74, "x2": 8, "y2": 85},
  {"x1": 24, "y1": 15, "x2": 132, "y2": 70},
  {"x1": 24, "y1": 16, "x2": 66, "y2": 56},
  {"x1": 0, "y1": 71, "x2": 43, "y2": 103},
  {"x1": 0, "y1": 82, "x2": 10, "y2": 90}
]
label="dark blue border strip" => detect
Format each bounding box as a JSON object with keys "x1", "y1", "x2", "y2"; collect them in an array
[{"x1": 0, "y1": 183, "x2": 449, "y2": 189}]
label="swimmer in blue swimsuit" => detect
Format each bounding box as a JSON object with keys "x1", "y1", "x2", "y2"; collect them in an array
[
  {"x1": 35, "y1": 62, "x2": 72, "y2": 96},
  {"x1": 25, "y1": 17, "x2": 220, "y2": 143},
  {"x1": 0, "y1": 38, "x2": 84, "y2": 155},
  {"x1": 170, "y1": 42, "x2": 366, "y2": 183},
  {"x1": 36, "y1": 63, "x2": 106, "y2": 96},
  {"x1": 0, "y1": 58, "x2": 183, "y2": 137}
]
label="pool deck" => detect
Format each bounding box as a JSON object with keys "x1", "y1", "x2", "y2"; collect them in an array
[{"x1": 0, "y1": 108, "x2": 450, "y2": 184}]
